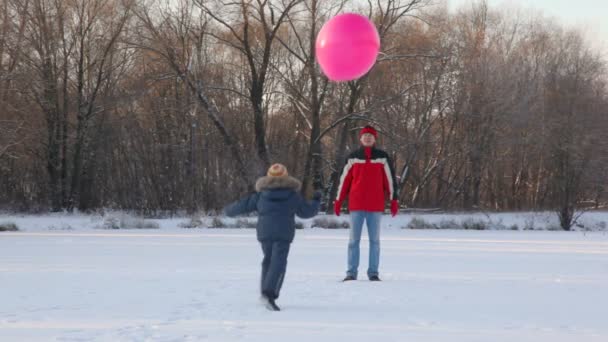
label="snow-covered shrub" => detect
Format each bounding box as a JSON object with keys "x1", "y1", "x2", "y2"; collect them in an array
[
  {"x1": 234, "y1": 219, "x2": 256, "y2": 228},
  {"x1": 102, "y1": 216, "x2": 120, "y2": 229},
  {"x1": 179, "y1": 217, "x2": 205, "y2": 228},
  {"x1": 206, "y1": 216, "x2": 258, "y2": 229},
  {"x1": 101, "y1": 214, "x2": 159, "y2": 229},
  {"x1": 406, "y1": 217, "x2": 436, "y2": 229},
  {"x1": 0, "y1": 222, "x2": 19, "y2": 231},
  {"x1": 209, "y1": 217, "x2": 226, "y2": 228},
  {"x1": 524, "y1": 217, "x2": 536, "y2": 230},
  {"x1": 461, "y1": 218, "x2": 488, "y2": 230},
  {"x1": 488, "y1": 219, "x2": 508, "y2": 230},
  {"x1": 48, "y1": 224, "x2": 74, "y2": 231},
  {"x1": 311, "y1": 217, "x2": 350, "y2": 229},
  {"x1": 406, "y1": 217, "x2": 516, "y2": 230},
  {"x1": 122, "y1": 216, "x2": 159, "y2": 229},
  {"x1": 437, "y1": 219, "x2": 459, "y2": 229}
]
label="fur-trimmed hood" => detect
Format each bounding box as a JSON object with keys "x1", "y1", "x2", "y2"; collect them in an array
[{"x1": 255, "y1": 176, "x2": 302, "y2": 192}]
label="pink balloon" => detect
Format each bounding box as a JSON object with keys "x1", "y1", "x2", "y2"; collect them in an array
[{"x1": 316, "y1": 13, "x2": 380, "y2": 82}]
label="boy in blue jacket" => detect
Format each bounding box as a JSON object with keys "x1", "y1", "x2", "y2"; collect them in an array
[{"x1": 224, "y1": 163, "x2": 321, "y2": 311}]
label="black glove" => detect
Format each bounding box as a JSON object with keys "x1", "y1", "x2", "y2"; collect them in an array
[{"x1": 312, "y1": 190, "x2": 323, "y2": 200}]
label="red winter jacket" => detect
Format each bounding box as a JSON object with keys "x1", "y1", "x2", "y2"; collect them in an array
[{"x1": 336, "y1": 147, "x2": 398, "y2": 212}]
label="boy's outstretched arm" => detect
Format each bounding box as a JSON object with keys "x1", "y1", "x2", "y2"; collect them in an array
[
  {"x1": 224, "y1": 193, "x2": 260, "y2": 217},
  {"x1": 296, "y1": 191, "x2": 322, "y2": 219}
]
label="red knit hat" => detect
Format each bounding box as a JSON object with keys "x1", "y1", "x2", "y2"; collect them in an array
[{"x1": 359, "y1": 125, "x2": 378, "y2": 138}]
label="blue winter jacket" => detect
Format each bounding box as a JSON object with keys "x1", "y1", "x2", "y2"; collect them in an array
[{"x1": 224, "y1": 176, "x2": 320, "y2": 242}]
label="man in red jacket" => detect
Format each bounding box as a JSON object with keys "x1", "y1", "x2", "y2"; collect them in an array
[{"x1": 334, "y1": 125, "x2": 399, "y2": 281}]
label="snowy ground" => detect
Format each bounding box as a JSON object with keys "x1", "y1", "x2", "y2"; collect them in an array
[{"x1": 1, "y1": 218, "x2": 608, "y2": 341}]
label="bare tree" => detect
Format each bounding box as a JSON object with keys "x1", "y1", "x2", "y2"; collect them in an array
[
  {"x1": 196, "y1": 0, "x2": 304, "y2": 173},
  {"x1": 543, "y1": 29, "x2": 605, "y2": 229},
  {"x1": 133, "y1": 0, "x2": 253, "y2": 189},
  {"x1": 67, "y1": 0, "x2": 134, "y2": 211},
  {"x1": 16, "y1": 0, "x2": 69, "y2": 211},
  {"x1": 0, "y1": 120, "x2": 25, "y2": 159}
]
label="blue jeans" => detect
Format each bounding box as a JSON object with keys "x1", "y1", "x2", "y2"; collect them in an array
[{"x1": 347, "y1": 211, "x2": 382, "y2": 278}]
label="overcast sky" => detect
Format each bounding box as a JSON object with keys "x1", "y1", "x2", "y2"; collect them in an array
[{"x1": 447, "y1": 0, "x2": 608, "y2": 55}]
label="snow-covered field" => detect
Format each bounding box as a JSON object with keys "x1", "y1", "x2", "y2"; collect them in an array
[{"x1": 1, "y1": 213, "x2": 607, "y2": 341}]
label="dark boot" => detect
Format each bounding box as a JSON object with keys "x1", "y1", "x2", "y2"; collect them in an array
[
  {"x1": 267, "y1": 298, "x2": 281, "y2": 311},
  {"x1": 369, "y1": 275, "x2": 381, "y2": 281},
  {"x1": 343, "y1": 275, "x2": 356, "y2": 282},
  {"x1": 260, "y1": 295, "x2": 280, "y2": 311}
]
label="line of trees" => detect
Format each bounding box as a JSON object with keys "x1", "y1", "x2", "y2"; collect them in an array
[{"x1": 1, "y1": 0, "x2": 606, "y2": 229}]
